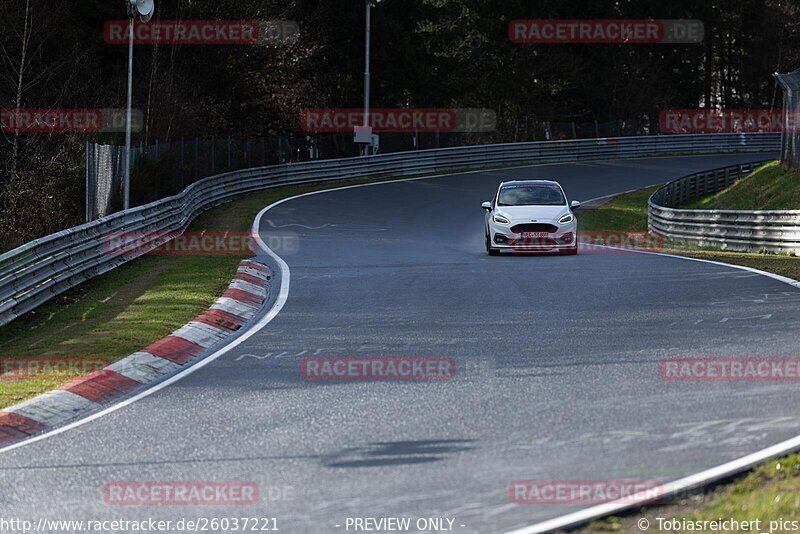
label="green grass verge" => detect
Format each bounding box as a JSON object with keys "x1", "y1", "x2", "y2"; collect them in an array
[
  {"x1": 583, "y1": 457, "x2": 800, "y2": 533},
  {"x1": 685, "y1": 160, "x2": 800, "y2": 210},
  {"x1": 0, "y1": 255, "x2": 241, "y2": 408},
  {"x1": 576, "y1": 182, "x2": 800, "y2": 533},
  {"x1": 579, "y1": 186, "x2": 800, "y2": 281},
  {"x1": 579, "y1": 187, "x2": 657, "y2": 232},
  {"x1": 0, "y1": 176, "x2": 404, "y2": 409}
]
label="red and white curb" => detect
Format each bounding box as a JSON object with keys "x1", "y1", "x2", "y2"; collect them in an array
[{"x1": 0, "y1": 258, "x2": 271, "y2": 447}]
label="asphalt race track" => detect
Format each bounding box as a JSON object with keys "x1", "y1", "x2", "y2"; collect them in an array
[{"x1": 2, "y1": 153, "x2": 799, "y2": 534}]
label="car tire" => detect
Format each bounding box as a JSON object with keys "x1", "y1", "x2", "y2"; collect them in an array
[
  {"x1": 486, "y1": 233, "x2": 500, "y2": 256},
  {"x1": 561, "y1": 244, "x2": 578, "y2": 255}
]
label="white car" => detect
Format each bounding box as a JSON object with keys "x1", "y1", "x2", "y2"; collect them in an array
[{"x1": 482, "y1": 180, "x2": 580, "y2": 255}]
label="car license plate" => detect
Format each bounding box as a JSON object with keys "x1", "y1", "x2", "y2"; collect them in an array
[{"x1": 521, "y1": 231, "x2": 549, "y2": 238}]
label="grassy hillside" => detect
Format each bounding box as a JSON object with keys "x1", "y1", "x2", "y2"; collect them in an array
[
  {"x1": 578, "y1": 185, "x2": 800, "y2": 279},
  {"x1": 579, "y1": 186, "x2": 659, "y2": 231},
  {"x1": 685, "y1": 160, "x2": 800, "y2": 210}
]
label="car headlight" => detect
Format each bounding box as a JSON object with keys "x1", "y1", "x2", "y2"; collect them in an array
[
  {"x1": 493, "y1": 215, "x2": 510, "y2": 224},
  {"x1": 558, "y1": 214, "x2": 574, "y2": 224}
]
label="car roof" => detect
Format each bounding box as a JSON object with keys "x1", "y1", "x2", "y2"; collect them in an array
[{"x1": 499, "y1": 179, "x2": 560, "y2": 186}]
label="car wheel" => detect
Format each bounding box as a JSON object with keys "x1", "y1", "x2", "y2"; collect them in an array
[
  {"x1": 485, "y1": 233, "x2": 500, "y2": 256},
  {"x1": 561, "y1": 244, "x2": 578, "y2": 255}
]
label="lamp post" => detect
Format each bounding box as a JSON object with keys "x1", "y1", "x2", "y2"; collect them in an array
[
  {"x1": 356, "y1": 0, "x2": 382, "y2": 156},
  {"x1": 123, "y1": 0, "x2": 154, "y2": 210},
  {"x1": 362, "y1": 0, "x2": 371, "y2": 130},
  {"x1": 123, "y1": 11, "x2": 133, "y2": 209}
]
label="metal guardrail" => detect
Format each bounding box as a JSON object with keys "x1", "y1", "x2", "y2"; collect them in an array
[
  {"x1": 0, "y1": 133, "x2": 780, "y2": 326},
  {"x1": 648, "y1": 159, "x2": 800, "y2": 254}
]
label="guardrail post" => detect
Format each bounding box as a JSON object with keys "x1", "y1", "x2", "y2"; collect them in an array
[
  {"x1": 180, "y1": 138, "x2": 185, "y2": 189},
  {"x1": 695, "y1": 173, "x2": 701, "y2": 200},
  {"x1": 85, "y1": 141, "x2": 91, "y2": 223},
  {"x1": 3, "y1": 135, "x2": 783, "y2": 327},
  {"x1": 647, "y1": 160, "x2": 796, "y2": 254}
]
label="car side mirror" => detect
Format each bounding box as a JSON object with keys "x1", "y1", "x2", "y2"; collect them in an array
[
  {"x1": 481, "y1": 201, "x2": 492, "y2": 211},
  {"x1": 570, "y1": 200, "x2": 581, "y2": 210}
]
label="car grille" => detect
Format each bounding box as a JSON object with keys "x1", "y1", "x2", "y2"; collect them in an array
[
  {"x1": 511, "y1": 237, "x2": 559, "y2": 247},
  {"x1": 510, "y1": 223, "x2": 558, "y2": 233}
]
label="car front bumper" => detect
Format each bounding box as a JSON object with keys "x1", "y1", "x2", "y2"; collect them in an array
[{"x1": 489, "y1": 220, "x2": 578, "y2": 252}]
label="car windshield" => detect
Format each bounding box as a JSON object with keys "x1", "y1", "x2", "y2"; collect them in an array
[{"x1": 497, "y1": 184, "x2": 566, "y2": 206}]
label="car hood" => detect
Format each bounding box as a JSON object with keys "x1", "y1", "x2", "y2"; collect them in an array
[{"x1": 495, "y1": 205, "x2": 570, "y2": 222}]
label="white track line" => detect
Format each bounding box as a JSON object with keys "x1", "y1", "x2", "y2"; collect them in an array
[
  {"x1": 580, "y1": 187, "x2": 647, "y2": 207},
  {"x1": 505, "y1": 422, "x2": 800, "y2": 534},
  {"x1": 4, "y1": 155, "x2": 793, "y2": 534},
  {"x1": 0, "y1": 251, "x2": 289, "y2": 454},
  {"x1": 596, "y1": 245, "x2": 800, "y2": 288},
  {"x1": 0, "y1": 169, "x2": 483, "y2": 455},
  {"x1": 503, "y1": 245, "x2": 800, "y2": 533}
]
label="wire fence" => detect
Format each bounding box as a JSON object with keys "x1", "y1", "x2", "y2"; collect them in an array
[
  {"x1": 86, "y1": 131, "x2": 490, "y2": 219},
  {"x1": 85, "y1": 142, "x2": 126, "y2": 221},
  {"x1": 543, "y1": 118, "x2": 651, "y2": 140},
  {"x1": 775, "y1": 68, "x2": 800, "y2": 171},
  {"x1": 82, "y1": 117, "x2": 651, "y2": 221}
]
